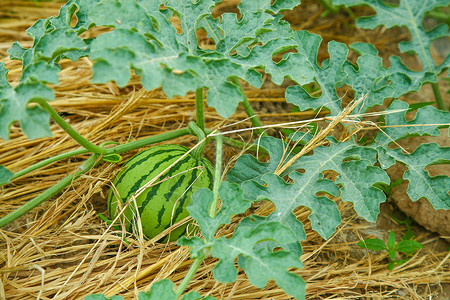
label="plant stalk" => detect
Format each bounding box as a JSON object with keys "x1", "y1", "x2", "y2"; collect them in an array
[
  {"x1": 195, "y1": 88, "x2": 205, "y2": 131},
  {"x1": 230, "y1": 78, "x2": 267, "y2": 136},
  {"x1": 431, "y1": 82, "x2": 446, "y2": 111},
  {"x1": 9, "y1": 148, "x2": 89, "y2": 182},
  {"x1": 210, "y1": 135, "x2": 223, "y2": 219},
  {"x1": 35, "y1": 99, "x2": 107, "y2": 154},
  {"x1": 4, "y1": 129, "x2": 191, "y2": 187},
  {"x1": 104, "y1": 128, "x2": 191, "y2": 155},
  {"x1": 188, "y1": 122, "x2": 207, "y2": 159},
  {"x1": 221, "y1": 136, "x2": 269, "y2": 156},
  {"x1": 318, "y1": 0, "x2": 339, "y2": 13},
  {"x1": 0, "y1": 154, "x2": 99, "y2": 228},
  {"x1": 174, "y1": 257, "x2": 204, "y2": 299}
]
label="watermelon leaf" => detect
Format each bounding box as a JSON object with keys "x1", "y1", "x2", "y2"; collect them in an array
[
  {"x1": 229, "y1": 99, "x2": 450, "y2": 236},
  {"x1": 375, "y1": 100, "x2": 450, "y2": 147},
  {"x1": 369, "y1": 101, "x2": 450, "y2": 210},
  {"x1": 0, "y1": 63, "x2": 54, "y2": 140},
  {"x1": 179, "y1": 182, "x2": 305, "y2": 299},
  {"x1": 84, "y1": 294, "x2": 124, "y2": 300},
  {"x1": 238, "y1": 0, "x2": 301, "y2": 14},
  {"x1": 86, "y1": 0, "x2": 312, "y2": 118},
  {"x1": 226, "y1": 136, "x2": 306, "y2": 184},
  {"x1": 211, "y1": 216, "x2": 305, "y2": 300},
  {"x1": 230, "y1": 136, "x2": 389, "y2": 236},
  {"x1": 85, "y1": 280, "x2": 217, "y2": 300},
  {"x1": 377, "y1": 143, "x2": 450, "y2": 210},
  {"x1": 0, "y1": 166, "x2": 14, "y2": 186},
  {"x1": 180, "y1": 181, "x2": 251, "y2": 243},
  {"x1": 333, "y1": 0, "x2": 450, "y2": 88},
  {"x1": 285, "y1": 30, "x2": 402, "y2": 115}
]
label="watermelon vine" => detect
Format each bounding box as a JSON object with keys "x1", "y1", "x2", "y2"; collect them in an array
[{"x1": 0, "y1": 0, "x2": 449, "y2": 299}]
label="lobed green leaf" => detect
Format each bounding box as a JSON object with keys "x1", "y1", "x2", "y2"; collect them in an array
[
  {"x1": 334, "y1": 0, "x2": 449, "y2": 86},
  {"x1": 212, "y1": 217, "x2": 305, "y2": 300},
  {"x1": 0, "y1": 166, "x2": 14, "y2": 186}
]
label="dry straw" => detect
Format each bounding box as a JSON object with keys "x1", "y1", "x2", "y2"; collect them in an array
[{"x1": 1, "y1": 1, "x2": 449, "y2": 299}]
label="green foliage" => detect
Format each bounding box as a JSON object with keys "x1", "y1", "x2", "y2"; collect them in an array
[
  {"x1": 179, "y1": 181, "x2": 305, "y2": 299},
  {"x1": 333, "y1": 0, "x2": 450, "y2": 96},
  {"x1": 84, "y1": 280, "x2": 216, "y2": 299},
  {"x1": 0, "y1": 63, "x2": 54, "y2": 140},
  {"x1": 228, "y1": 101, "x2": 449, "y2": 243},
  {"x1": 0, "y1": 165, "x2": 14, "y2": 186},
  {"x1": 358, "y1": 231, "x2": 423, "y2": 270}
]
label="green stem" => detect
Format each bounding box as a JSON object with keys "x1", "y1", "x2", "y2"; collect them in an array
[
  {"x1": 4, "y1": 129, "x2": 190, "y2": 187},
  {"x1": 0, "y1": 154, "x2": 99, "y2": 228},
  {"x1": 344, "y1": 6, "x2": 356, "y2": 21},
  {"x1": 195, "y1": 88, "x2": 205, "y2": 131},
  {"x1": 35, "y1": 99, "x2": 107, "y2": 154},
  {"x1": 431, "y1": 82, "x2": 446, "y2": 111},
  {"x1": 188, "y1": 122, "x2": 207, "y2": 159},
  {"x1": 230, "y1": 78, "x2": 267, "y2": 136},
  {"x1": 210, "y1": 135, "x2": 223, "y2": 219},
  {"x1": 104, "y1": 128, "x2": 191, "y2": 155},
  {"x1": 318, "y1": 0, "x2": 339, "y2": 13},
  {"x1": 221, "y1": 136, "x2": 269, "y2": 156},
  {"x1": 9, "y1": 148, "x2": 89, "y2": 182},
  {"x1": 174, "y1": 257, "x2": 204, "y2": 299},
  {"x1": 426, "y1": 10, "x2": 450, "y2": 26}
]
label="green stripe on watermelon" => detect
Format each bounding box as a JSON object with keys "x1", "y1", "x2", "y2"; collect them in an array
[{"x1": 107, "y1": 144, "x2": 214, "y2": 242}]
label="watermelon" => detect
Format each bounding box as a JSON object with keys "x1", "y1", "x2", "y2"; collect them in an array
[{"x1": 107, "y1": 144, "x2": 214, "y2": 242}]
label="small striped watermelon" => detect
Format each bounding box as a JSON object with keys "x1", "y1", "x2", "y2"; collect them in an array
[{"x1": 107, "y1": 144, "x2": 214, "y2": 242}]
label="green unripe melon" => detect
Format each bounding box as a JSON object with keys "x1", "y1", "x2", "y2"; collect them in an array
[{"x1": 107, "y1": 144, "x2": 214, "y2": 242}]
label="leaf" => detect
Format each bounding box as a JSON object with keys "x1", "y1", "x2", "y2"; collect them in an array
[
  {"x1": 349, "y1": 42, "x2": 379, "y2": 56},
  {"x1": 381, "y1": 143, "x2": 450, "y2": 210},
  {"x1": 238, "y1": 0, "x2": 301, "y2": 14},
  {"x1": 226, "y1": 136, "x2": 305, "y2": 184},
  {"x1": 0, "y1": 166, "x2": 14, "y2": 186},
  {"x1": 138, "y1": 279, "x2": 176, "y2": 300},
  {"x1": 358, "y1": 239, "x2": 387, "y2": 251},
  {"x1": 375, "y1": 100, "x2": 450, "y2": 147},
  {"x1": 34, "y1": 29, "x2": 87, "y2": 60},
  {"x1": 212, "y1": 217, "x2": 305, "y2": 300},
  {"x1": 387, "y1": 231, "x2": 396, "y2": 250},
  {"x1": 85, "y1": 0, "x2": 309, "y2": 118},
  {"x1": 372, "y1": 99, "x2": 450, "y2": 169},
  {"x1": 128, "y1": 279, "x2": 216, "y2": 300},
  {"x1": 232, "y1": 136, "x2": 389, "y2": 227},
  {"x1": 182, "y1": 293, "x2": 216, "y2": 300},
  {"x1": 243, "y1": 171, "x2": 341, "y2": 240},
  {"x1": 341, "y1": 53, "x2": 395, "y2": 112},
  {"x1": 182, "y1": 182, "x2": 251, "y2": 242},
  {"x1": 395, "y1": 240, "x2": 423, "y2": 253},
  {"x1": 226, "y1": 34, "x2": 314, "y2": 86},
  {"x1": 215, "y1": 12, "x2": 274, "y2": 55},
  {"x1": 334, "y1": 0, "x2": 449, "y2": 80},
  {"x1": 88, "y1": 0, "x2": 155, "y2": 33},
  {"x1": 0, "y1": 63, "x2": 54, "y2": 140},
  {"x1": 285, "y1": 31, "x2": 348, "y2": 115},
  {"x1": 388, "y1": 248, "x2": 396, "y2": 261},
  {"x1": 387, "y1": 261, "x2": 396, "y2": 270},
  {"x1": 387, "y1": 56, "x2": 437, "y2": 97},
  {"x1": 84, "y1": 295, "x2": 124, "y2": 300},
  {"x1": 163, "y1": 0, "x2": 216, "y2": 53},
  {"x1": 87, "y1": 0, "x2": 266, "y2": 118}
]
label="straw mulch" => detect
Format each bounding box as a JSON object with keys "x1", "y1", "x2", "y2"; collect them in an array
[{"x1": 1, "y1": 1, "x2": 449, "y2": 299}]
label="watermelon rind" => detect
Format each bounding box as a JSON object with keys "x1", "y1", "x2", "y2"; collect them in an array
[{"x1": 107, "y1": 144, "x2": 214, "y2": 242}]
